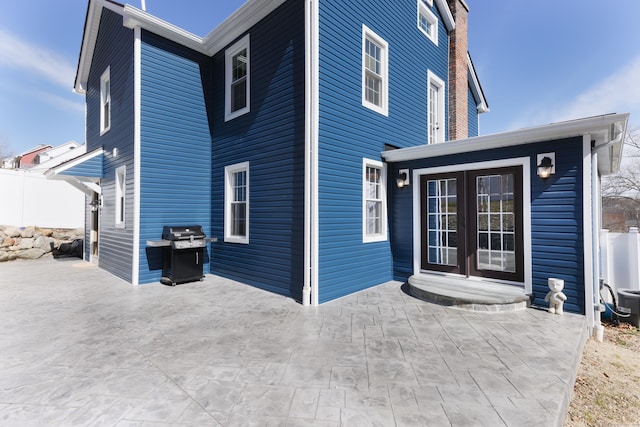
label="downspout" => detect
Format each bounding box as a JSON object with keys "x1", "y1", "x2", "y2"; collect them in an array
[
  {"x1": 590, "y1": 126, "x2": 625, "y2": 340},
  {"x1": 303, "y1": 0, "x2": 319, "y2": 306}
]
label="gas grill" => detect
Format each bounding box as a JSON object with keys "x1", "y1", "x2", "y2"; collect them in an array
[{"x1": 147, "y1": 225, "x2": 216, "y2": 286}]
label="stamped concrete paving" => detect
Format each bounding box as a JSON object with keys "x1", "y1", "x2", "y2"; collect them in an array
[{"x1": 0, "y1": 258, "x2": 586, "y2": 426}]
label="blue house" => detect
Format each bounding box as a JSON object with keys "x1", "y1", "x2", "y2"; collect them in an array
[{"x1": 47, "y1": 0, "x2": 629, "y2": 336}]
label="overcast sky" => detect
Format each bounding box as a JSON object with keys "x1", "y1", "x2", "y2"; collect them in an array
[{"x1": 1, "y1": 0, "x2": 639, "y2": 156}]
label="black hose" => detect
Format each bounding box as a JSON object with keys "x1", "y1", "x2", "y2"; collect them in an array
[{"x1": 599, "y1": 281, "x2": 632, "y2": 324}]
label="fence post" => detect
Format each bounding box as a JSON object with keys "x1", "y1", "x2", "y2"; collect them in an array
[{"x1": 630, "y1": 227, "x2": 640, "y2": 291}]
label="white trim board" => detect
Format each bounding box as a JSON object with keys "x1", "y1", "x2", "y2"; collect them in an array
[{"x1": 411, "y1": 157, "x2": 532, "y2": 294}]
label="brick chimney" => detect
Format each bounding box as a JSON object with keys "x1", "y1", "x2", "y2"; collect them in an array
[{"x1": 447, "y1": 0, "x2": 469, "y2": 141}]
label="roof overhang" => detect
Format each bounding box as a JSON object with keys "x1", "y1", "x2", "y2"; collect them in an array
[
  {"x1": 382, "y1": 113, "x2": 630, "y2": 176},
  {"x1": 75, "y1": 0, "x2": 288, "y2": 94},
  {"x1": 468, "y1": 53, "x2": 489, "y2": 114},
  {"x1": 45, "y1": 147, "x2": 104, "y2": 196},
  {"x1": 434, "y1": 0, "x2": 456, "y2": 33}
]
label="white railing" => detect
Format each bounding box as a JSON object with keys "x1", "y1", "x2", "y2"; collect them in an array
[{"x1": 600, "y1": 228, "x2": 640, "y2": 297}]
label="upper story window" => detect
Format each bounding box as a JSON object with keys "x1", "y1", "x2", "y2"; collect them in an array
[
  {"x1": 363, "y1": 158, "x2": 388, "y2": 243},
  {"x1": 225, "y1": 34, "x2": 250, "y2": 121},
  {"x1": 362, "y1": 25, "x2": 388, "y2": 116},
  {"x1": 225, "y1": 162, "x2": 249, "y2": 244},
  {"x1": 100, "y1": 67, "x2": 111, "y2": 134},
  {"x1": 417, "y1": 0, "x2": 438, "y2": 45}
]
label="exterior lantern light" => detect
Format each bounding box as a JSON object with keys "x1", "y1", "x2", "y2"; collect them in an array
[
  {"x1": 536, "y1": 153, "x2": 555, "y2": 180},
  {"x1": 397, "y1": 169, "x2": 409, "y2": 188}
]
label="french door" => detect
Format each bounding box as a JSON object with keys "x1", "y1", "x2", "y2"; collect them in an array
[{"x1": 420, "y1": 167, "x2": 524, "y2": 282}]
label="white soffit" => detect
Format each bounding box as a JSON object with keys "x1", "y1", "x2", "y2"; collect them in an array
[{"x1": 382, "y1": 113, "x2": 630, "y2": 168}]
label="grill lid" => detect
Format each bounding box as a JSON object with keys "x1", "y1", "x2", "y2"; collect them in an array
[{"x1": 162, "y1": 225, "x2": 206, "y2": 241}]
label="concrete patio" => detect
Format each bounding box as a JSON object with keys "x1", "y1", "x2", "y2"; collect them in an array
[{"x1": 0, "y1": 258, "x2": 586, "y2": 426}]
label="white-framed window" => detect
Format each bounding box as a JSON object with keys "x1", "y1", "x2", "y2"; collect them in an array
[
  {"x1": 427, "y1": 70, "x2": 445, "y2": 144},
  {"x1": 100, "y1": 67, "x2": 111, "y2": 134},
  {"x1": 363, "y1": 158, "x2": 388, "y2": 243},
  {"x1": 362, "y1": 25, "x2": 388, "y2": 116},
  {"x1": 225, "y1": 162, "x2": 249, "y2": 244},
  {"x1": 115, "y1": 165, "x2": 125, "y2": 228},
  {"x1": 225, "y1": 34, "x2": 250, "y2": 121},
  {"x1": 417, "y1": 0, "x2": 438, "y2": 45}
]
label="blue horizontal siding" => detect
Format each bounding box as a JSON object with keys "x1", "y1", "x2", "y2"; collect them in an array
[
  {"x1": 59, "y1": 153, "x2": 104, "y2": 178},
  {"x1": 138, "y1": 31, "x2": 212, "y2": 284},
  {"x1": 85, "y1": 8, "x2": 135, "y2": 283},
  {"x1": 468, "y1": 87, "x2": 479, "y2": 137},
  {"x1": 389, "y1": 137, "x2": 586, "y2": 313},
  {"x1": 210, "y1": 0, "x2": 305, "y2": 301},
  {"x1": 317, "y1": 0, "x2": 450, "y2": 303}
]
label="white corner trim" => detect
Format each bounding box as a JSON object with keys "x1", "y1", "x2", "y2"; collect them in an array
[
  {"x1": 132, "y1": 26, "x2": 142, "y2": 286},
  {"x1": 304, "y1": 0, "x2": 319, "y2": 307},
  {"x1": 583, "y1": 135, "x2": 596, "y2": 332}
]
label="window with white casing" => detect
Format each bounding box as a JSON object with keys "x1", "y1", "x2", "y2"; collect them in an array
[
  {"x1": 100, "y1": 67, "x2": 111, "y2": 134},
  {"x1": 417, "y1": 0, "x2": 438, "y2": 45},
  {"x1": 225, "y1": 162, "x2": 249, "y2": 244},
  {"x1": 362, "y1": 25, "x2": 388, "y2": 116},
  {"x1": 225, "y1": 35, "x2": 250, "y2": 121},
  {"x1": 363, "y1": 159, "x2": 388, "y2": 242},
  {"x1": 115, "y1": 165, "x2": 125, "y2": 228},
  {"x1": 427, "y1": 70, "x2": 445, "y2": 144}
]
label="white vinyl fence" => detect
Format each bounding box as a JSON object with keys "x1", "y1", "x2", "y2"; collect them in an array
[
  {"x1": 600, "y1": 228, "x2": 640, "y2": 297},
  {"x1": 0, "y1": 169, "x2": 84, "y2": 229}
]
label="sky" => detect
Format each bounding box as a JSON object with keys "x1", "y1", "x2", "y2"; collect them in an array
[{"x1": 1, "y1": 0, "x2": 639, "y2": 157}]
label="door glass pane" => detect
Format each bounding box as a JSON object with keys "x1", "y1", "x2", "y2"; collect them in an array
[
  {"x1": 427, "y1": 178, "x2": 457, "y2": 266},
  {"x1": 475, "y1": 173, "x2": 516, "y2": 273}
]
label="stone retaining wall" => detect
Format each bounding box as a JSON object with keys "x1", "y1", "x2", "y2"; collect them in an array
[{"x1": 0, "y1": 225, "x2": 84, "y2": 262}]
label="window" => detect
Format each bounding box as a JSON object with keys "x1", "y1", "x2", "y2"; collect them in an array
[
  {"x1": 115, "y1": 165, "x2": 125, "y2": 228},
  {"x1": 225, "y1": 162, "x2": 249, "y2": 244},
  {"x1": 363, "y1": 159, "x2": 387, "y2": 242},
  {"x1": 100, "y1": 67, "x2": 111, "y2": 134},
  {"x1": 417, "y1": 0, "x2": 438, "y2": 44},
  {"x1": 225, "y1": 35, "x2": 250, "y2": 121},
  {"x1": 362, "y1": 25, "x2": 388, "y2": 116},
  {"x1": 427, "y1": 70, "x2": 445, "y2": 144}
]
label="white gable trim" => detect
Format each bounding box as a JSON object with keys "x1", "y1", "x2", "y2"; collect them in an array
[
  {"x1": 76, "y1": 0, "x2": 288, "y2": 94},
  {"x1": 75, "y1": 0, "x2": 125, "y2": 94},
  {"x1": 467, "y1": 53, "x2": 489, "y2": 113}
]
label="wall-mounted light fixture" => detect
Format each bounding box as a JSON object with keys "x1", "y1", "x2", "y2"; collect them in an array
[
  {"x1": 397, "y1": 169, "x2": 410, "y2": 188},
  {"x1": 536, "y1": 152, "x2": 555, "y2": 179},
  {"x1": 113, "y1": 148, "x2": 118, "y2": 158}
]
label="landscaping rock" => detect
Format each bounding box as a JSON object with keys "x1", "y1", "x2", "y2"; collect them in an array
[
  {"x1": 33, "y1": 236, "x2": 54, "y2": 253},
  {"x1": 0, "y1": 225, "x2": 83, "y2": 262},
  {"x1": 16, "y1": 238, "x2": 34, "y2": 250},
  {"x1": 20, "y1": 226, "x2": 36, "y2": 238},
  {"x1": 1, "y1": 237, "x2": 15, "y2": 247},
  {"x1": 17, "y1": 248, "x2": 45, "y2": 260},
  {"x1": 4, "y1": 226, "x2": 21, "y2": 238}
]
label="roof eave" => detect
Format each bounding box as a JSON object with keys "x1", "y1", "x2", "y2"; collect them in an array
[
  {"x1": 434, "y1": 0, "x2": 455, "y2": 32},
  {"x1": 202, "y1": 0, "x2": 288, "y2": 55},
  {"x1": 382, "y1": 113, "x2": 631, "y2": 165},
  {"x1": 467, "y1": 53, "x2": 489, "y2": 114},
  {"x1": 122, "y1": 5, "x2": 207, "y2": 54},
  {"x1": 75, "y1": 0, "x2": 125, "y2": 94}
]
